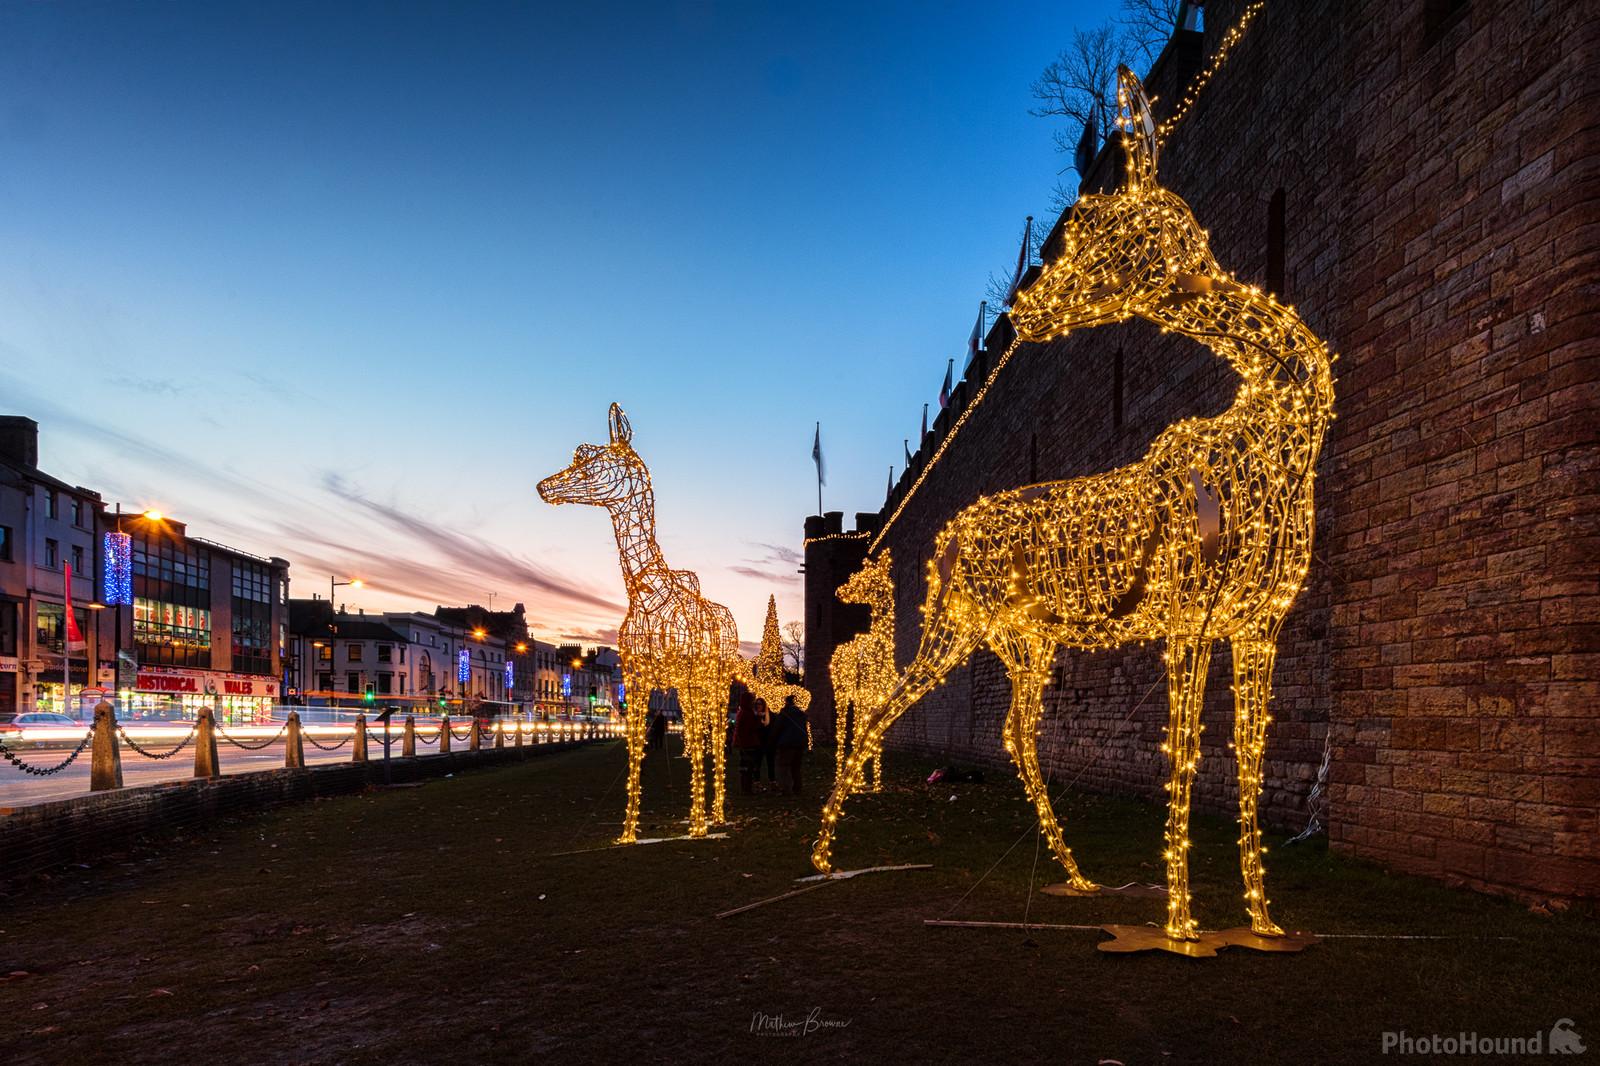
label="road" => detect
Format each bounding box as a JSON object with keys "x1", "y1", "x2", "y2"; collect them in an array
[{"x1": 0, "y1": 722, "x2": 599, "y2": 809}]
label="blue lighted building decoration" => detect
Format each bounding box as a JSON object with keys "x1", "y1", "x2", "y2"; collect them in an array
[
  {"x1": 561, "y1": 672, "x2": 572, "y2": 698},
  {"x1": 457, "y1": 648, "x2": 471, "y2": 685},
  {"x1": 504, "y1": 660, "x2": 514, "y2": 692},
  {"x1": 102, "y1": 531, "x2": 133, "y2": 607}
]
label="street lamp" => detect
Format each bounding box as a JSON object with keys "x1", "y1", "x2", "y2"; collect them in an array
[
  {"x1": 331, "y1": 575, "x2": 363, "y2": 612},
  {"x1": 102, "y1": 504, "x2": 165, "y2": 712}
]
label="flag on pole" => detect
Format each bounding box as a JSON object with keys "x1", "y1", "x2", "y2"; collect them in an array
[
  {"x1": 920, "y1": 402, "x2": 928, "y2": 443},
  {"x1": 63, "y1": 563, "x2": 87, "y2": 653},
  {"x1": 885, "y1": 466, "x2": 894, "y2": 503},
  {"x1": 1005, "y1": 215, "x2": 1035, "y2": 307},
  {"x1": 938, "y1": 358, "x2": 954, "y2": 409},
  {"x1": 903, "y1": 438, "x2": 913, "y2": 466},
  {"x1": 811, "y1": 423, "x2": 825, "y2": 486},
  {"x1": 967, "y1": 301, "x2": 987, "y2": 368}
]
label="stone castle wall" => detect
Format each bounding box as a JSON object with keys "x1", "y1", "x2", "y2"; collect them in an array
[{"x1": 803, "y1": 0, "x2": 1599, "y2": 900}]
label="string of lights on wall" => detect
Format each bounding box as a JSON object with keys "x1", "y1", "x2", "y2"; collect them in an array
[
  {"x1": 539, "y1": 403, "x2": 742, "y2": 842},
  {"x1": 817, "y1": 68, "x2": 1334, "y2": 944},
  {"x1": 868, "y1": 0, "x2": 1270, "y2": 558}
]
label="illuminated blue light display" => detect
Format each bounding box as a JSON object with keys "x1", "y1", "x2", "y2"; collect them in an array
[
  {"x1": 102, "y1": 531, "x2": 133, "y2": 606},
  {"x1": 457, "y1": 648, "x2": 471, "y2": 684},
  {"x1": 504, "y1": 660, "x2": 514, "y2": 691}
]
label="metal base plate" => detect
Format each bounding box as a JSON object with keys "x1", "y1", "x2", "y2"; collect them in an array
[{"x1": 1097, "y1": 924, "x2": 1320, "y2": 957}]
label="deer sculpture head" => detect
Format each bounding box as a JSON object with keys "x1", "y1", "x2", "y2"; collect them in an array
[
  {"x1": 838, "y1": 550, "x2": 893, "y2": 610},
  {"x1": 1010, "y1": 67, "x2": 1221, "y2": 343},
  {"x1": 537, "y1": 403, "x2": 647, "y2": 509}
]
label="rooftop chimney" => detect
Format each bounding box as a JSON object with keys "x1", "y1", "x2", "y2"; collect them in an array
[{"x1": 0, "y1": 416, "x2": 39, "y2": 469}]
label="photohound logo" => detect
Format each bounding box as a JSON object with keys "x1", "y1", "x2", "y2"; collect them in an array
[{"x1": 1381, "y1": 1019, "x2": 1585, "y2": 1056}]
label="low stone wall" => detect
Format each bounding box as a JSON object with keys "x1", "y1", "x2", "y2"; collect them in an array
[{"x1": 0, "y1": 739, "x2": 605, "y2": 883}]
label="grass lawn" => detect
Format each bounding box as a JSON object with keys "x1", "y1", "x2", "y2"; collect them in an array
[{"x1": 1, "y1": 738, "x2": 1595, "y2": 1064}]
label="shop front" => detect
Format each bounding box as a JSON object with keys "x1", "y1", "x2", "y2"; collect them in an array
[{"x1": 128, "y1": 667, "x2": 281, "y2": 726}]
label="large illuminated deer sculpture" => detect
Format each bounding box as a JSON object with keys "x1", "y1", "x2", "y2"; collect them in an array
[
  {"x1": 813, "y1": 69, "x2": 1335, "y2": 942},
  {"x1": 829, "y1": 550, "x2": 895, "y2": 792},
  {"x1": 538, "y1": 403, "x2": 742, "y2": 842}
]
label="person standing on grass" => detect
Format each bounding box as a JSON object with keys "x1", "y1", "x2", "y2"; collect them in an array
[
  {"x1": 755, "y1": 698, "x2": 779, "y2": 789},
  {"x1": 647, "y1": 707, "x2": 667, "y2": 750},
  {"x1": 732, "y1": 689, "x2": 763, "y2": 795},
  {"x1": 774, "y1": 695, "x2": 809, "y2": 796}
]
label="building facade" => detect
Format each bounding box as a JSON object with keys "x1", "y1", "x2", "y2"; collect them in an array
[{"x1": 804, "y1": 1, "x2": 1599, "y2": 901}]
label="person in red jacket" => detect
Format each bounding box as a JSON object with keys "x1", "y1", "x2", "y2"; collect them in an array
[{"x1": 732, "y1": 688, "x2": 764, "y2": 794}]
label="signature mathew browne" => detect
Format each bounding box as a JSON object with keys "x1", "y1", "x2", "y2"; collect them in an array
[{"x1": 750, "y1": 1008, "x2": 852, "y2": 1037}]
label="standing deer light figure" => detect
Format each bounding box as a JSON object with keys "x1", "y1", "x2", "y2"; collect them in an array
[
  {"x1": 829, "y1": 550, "x2": 896, "y2": 792},
  {"x1": 538, "y1": 403, "x2": 741, "y2": 842},
  {"x1": 813, "y1": 69, "x2": 1335, "y2": 942}
]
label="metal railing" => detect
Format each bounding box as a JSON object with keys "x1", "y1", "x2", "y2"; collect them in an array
[{"x1": 0, "y1": 702, "x2": 622, "y2": 790}]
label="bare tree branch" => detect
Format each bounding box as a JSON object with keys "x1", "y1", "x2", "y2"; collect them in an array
[
  {"x1": 1028, "y1": 23, "x2": 1129, "y2": 163},
  {"x1": 781, "y1": 620, "x2": 805, "y2": 678},
  {"x1": 1118, "y1": 0, "x2": 1184, "y2": 67}
]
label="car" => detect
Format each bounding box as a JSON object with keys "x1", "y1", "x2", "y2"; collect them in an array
[{"x1": 1, "y1": 712, "x2": 89, "y2": 750}]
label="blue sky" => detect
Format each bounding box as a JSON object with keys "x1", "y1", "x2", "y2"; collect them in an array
[{"x1": 0, "y1": 0, "x2": 1116, "y2": 647}]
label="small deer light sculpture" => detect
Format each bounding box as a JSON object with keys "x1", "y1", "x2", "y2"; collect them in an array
[
  {"x1": 538, "y1": 403, "x2": 742, "y2": 842},
  {"x1": 813, "y1": 69, "x2": 1335, "y2": 942},
  {"x1": 829, "y1": 550, "x2": 896, "y2": 792}
]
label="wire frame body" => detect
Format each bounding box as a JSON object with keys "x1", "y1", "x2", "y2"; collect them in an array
[
  {"x1": 539, "y1": 404, "x2": 742, "y2": 841},
  {"x1": 813, "y1": 69, "x2": 1335, "y2": 942},
  {"x1": 829, "y1": 551, "x2": 896, "y2": 792}
]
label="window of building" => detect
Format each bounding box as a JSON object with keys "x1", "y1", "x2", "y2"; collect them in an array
[
  {"x1": 348, "y1": 643, "x2": 363, "y2": 662},
  {"x1": 231, "y1": 559, "x2": 274, "y2": 675},
  {"x1": 317, "y1": 672, "x2": 332, "y2": 692},
  {"x1": 45, "y1": 490, "x2": 57, "y2": 520},
  {"x1": 378, "y1": 673, "x2": 393, "y2": 694},
  {"x1": 317, "y1": 643, "x2": 333, "y2": 662},
  {"x1": 0, "y1": 525, "x2": 13, "y2": 562},
  {"x1": 44, "y1": 539, "x2": 59, "y2": 568},
  {"x1": 0, "y1": 602, "x2": 15, "y2": 655},
  {"x1": 71, "y1": 499, "x2": 85, "y2": 528},
  {"x1": 377, "y1": 644, "x2": 393, "y2": 662},
  {"x1": 346, "y1": 671, "x2": 361, "y2": 693},
  {"x1": 133, "y1": 598, "x2": 212, "y2": 668},
  {"x1": 71, "y1": 544, "x2": 84, "y2": 574}
]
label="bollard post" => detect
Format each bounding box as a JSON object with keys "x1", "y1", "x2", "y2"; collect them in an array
[
  {"x1": 193, "y1": 707, "x2": 221, "y2": 779},
  {"x1": 439, "y1": 714, "x2": 452, "y2": 754},
  {"x1": 514, "y1": 717, "x2": 524, "y2": 748},
  {"x1": 494, "y1": 720, "x2": 504, "y2": 749},
  {"x1": 90, "y1": 700, "x2": 123, "y2": 791},
  {"x1": 353, "y1": 713, "x2": 369, "y2": 763},
  {"x1": 285, "y1": 711, "x2": 306, "y2": 769},
  {"x1": 469, "y1": 718, "x2": 481, "y2": 751},
  {"x1": 403, "y1": 714, "x2": 417, "y2": 758}
]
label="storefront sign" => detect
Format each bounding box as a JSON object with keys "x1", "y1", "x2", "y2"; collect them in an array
[
  {"x1": 136, "y1": 668, "x2": 280, "y2": 699},
  {"x1": 0, "y1": 655, "x2": 17, "y2": 672}
]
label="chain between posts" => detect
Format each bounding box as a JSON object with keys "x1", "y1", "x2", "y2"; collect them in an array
[
  {"x1": 115, "y1": 721, "x2": 199, "y2": 760},
  {"x1": 448, "y1": 724, "x2": 474, "y2": 742},
  {"x1": 215, "y1": 721, "x2": 290, "y2": 750},
  {"x1": 413, "y1": 727, "x2": 443, "y2": 744},
  {"x1": 303, "y1": 731, "x2": 353, "y2": 752},
  {"x1": 0, "y1": 731, "x2": 94, "y2": 776}
]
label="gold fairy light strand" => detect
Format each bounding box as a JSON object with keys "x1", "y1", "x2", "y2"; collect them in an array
[
  {"x1": 815, "y1": 69, "x2": 1334, "y2": 943},
  {"x1": 1156, "y1": 0, "x2": 1267, "y2": 148},
  {"x1": 539, "y1": 403, "x2": 742, "y2": 841},
  {"x1": 829, "y1": 551, "x2": 896, "y2": 792}
]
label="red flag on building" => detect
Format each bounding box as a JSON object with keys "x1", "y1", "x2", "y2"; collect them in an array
[{"x1": 63, "y1": 563, "x2": 87, "y2": 653}]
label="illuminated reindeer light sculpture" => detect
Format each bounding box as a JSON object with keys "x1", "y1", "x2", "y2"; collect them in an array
[
  {"x1": 829, "y1": 551, "x2": 896, "y2": 792},
  {"x1": 538, "y1": 403, "x2": 741, "y2": 842},
  {"x1": 813, "y1": 69, "x2": 1334, "y2": 943}
]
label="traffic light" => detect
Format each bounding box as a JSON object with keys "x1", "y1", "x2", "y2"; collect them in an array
[
  {"x1": 363, "y1": 684, "x2": 375, "y2": 703},
  {"x1": 438, "y1": 696, "x2": 447, "y2": 708}
]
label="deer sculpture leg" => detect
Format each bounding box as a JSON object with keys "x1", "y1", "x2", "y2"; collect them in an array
[
  {"x1": 834, "y1": 697, "x2": 852, "y2": 787},
  {"x1": 1162, "y1": 638, "x2": 1213, "y2": 940},
  {"x1": 682, "y1": 701, "x2": 710, "y2": 838},
  {"x1": 709, "y1": 695, "x2": 728, "y2": 825},
  {"x1": 1231, "y1": 630, "x2": 1285, "y2": 936},
  {"x1": 812, "y1": 613, "x2": 979, "y2": 873},
  {"x1": 994, "y1": 634, "x2": 1097, "y2": 892},
  {"x1": 617, "y1": 668, "x2": 653, "y2": 845}
]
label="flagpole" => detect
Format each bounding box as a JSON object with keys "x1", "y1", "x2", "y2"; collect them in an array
[{"x1": 815, "y1": 422, "x2": 823, "y2": 516}]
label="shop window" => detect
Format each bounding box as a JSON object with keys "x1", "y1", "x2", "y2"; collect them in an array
[
  {"x1": 133, "y1": 597, "x2": 212, "y2": 668},
  {"x1": 45, "y1": 539, "x2": 59, "y2": 569}
]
